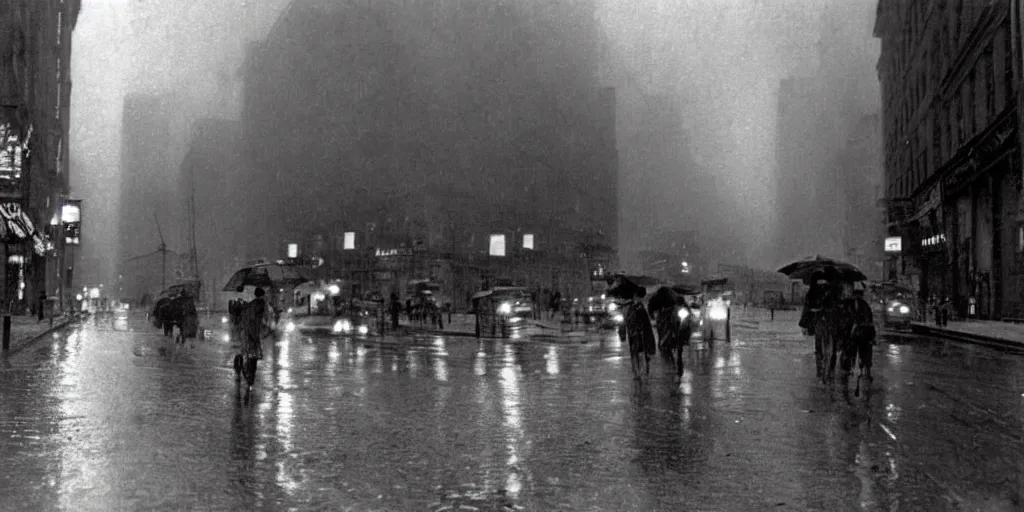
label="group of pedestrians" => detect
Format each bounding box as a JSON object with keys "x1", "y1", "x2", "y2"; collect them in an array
[{"x1": 799, "y1": 269, "x2": 877, "y2": 396}]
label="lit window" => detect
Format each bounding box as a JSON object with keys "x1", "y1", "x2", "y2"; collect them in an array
[
  {"x1": 56, "y1": 12, "x2": 62, "y2": 44},
  {"x1": 523, "y1": 234, "x2": 534, "y2": 250}
]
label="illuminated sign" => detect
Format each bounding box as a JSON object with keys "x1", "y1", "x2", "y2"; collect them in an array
[
  {"x1": 62, "y1": 200, "x2": 82, "y2": 246},
  {"x1": 921, "y1": 234, "x2": 946, "y2": 247},
  {"x1": 0, "y1": 107, "x2": 29, "y2": 198},
  {"x1": 489, "y1": 234, "x2": 506, "y2": 257},
  {"x1": 884, "y1": 236, "x2": 902, "y2": 253},
  {"x1": 523, "y1": 234, "x2": 534, "y2": 250},
  {"x1": 287, "y1": 243, "x2": 298, "y2": 258},
  {"x1": 343, "y1": 232, "x2": 355, "y2": 250},
  {"x1": 375, "y1": 248, "x2": 412, "y2": 257},
  {"x1": 61, "y1": 203, "x2": 80, "y2": 223}
]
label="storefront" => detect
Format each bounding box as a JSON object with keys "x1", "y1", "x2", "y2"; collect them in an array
[{"x1": 939, "y1": 111, "x2": 1019, "y2": 320}]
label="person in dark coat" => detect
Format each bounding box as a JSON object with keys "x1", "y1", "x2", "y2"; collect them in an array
[
  {"x1": 37, "y1": 291, "x2": 46, "y2": 322},
  {"x1": 620, "y1": 285, "x2": 656, "y2": 379},
  {"x1": 234, "y1": 287, "x2": 270, "y2": 403}
]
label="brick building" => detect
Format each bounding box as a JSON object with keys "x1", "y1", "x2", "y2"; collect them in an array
[
  {"x1": 0, "y1": 0, "x2": 81, "y2": 312},
  {"x1": 875, "y1": 0, "x2": 1021, "y2": 319}
]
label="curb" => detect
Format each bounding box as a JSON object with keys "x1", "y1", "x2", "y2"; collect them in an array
[
  {"x1": 910, "y1": 323, "x2": 1024, "y2": 353},
  {"x1": 3, "y1": 316, "x2": 79, "y2": 356}
]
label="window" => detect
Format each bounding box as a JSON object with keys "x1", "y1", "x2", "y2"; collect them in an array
[
  {"x1": 1005, "y1": 30, "x2": 1014, "y2": 104},
  {"x1": 56, "y1": 11, "x2": 62, "y2": 45},
  {"x1": 967, "y1": 74, "x2": 976, "y2": 136},
  {"x1": 984, "y1": 46, "x2": 995, "y2": 118},
  {"x1": 956, "y1": 92, "x2": 965, "y2": 146}
]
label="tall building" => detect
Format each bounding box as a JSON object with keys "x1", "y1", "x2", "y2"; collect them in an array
[
  {"x1": 875, "y1": 0, "x2": 1020, "y2": 320},
  {"x1": 178, "y1": 119, "x2": 245, "y2": 307},
  {"x1": 241, "y1": 0, "x2": 616, "y2": 303},
  {"x1": 117, "y1": 94, "x2": 188, "y2": 302},
  {"x1": 0, "y1": 0, "x2": 81, "y2": 311},
  {"x1": 773, "y1": 1, "x2": 881, "y2": 267},
  {"x1": 834, "y1": 113, "x2": 886, "y2": 279}
]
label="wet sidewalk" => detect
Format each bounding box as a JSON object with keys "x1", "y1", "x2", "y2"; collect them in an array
[
  {"x1": 0, "y1": 313, "x2": 79, "y2": 355},
  {"x1": 911, "y1": 319, "x2": 1024, "y2": 351}
]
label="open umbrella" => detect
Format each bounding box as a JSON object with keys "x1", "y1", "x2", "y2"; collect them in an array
[
  {"x1": 222, "y1": 264, "x2": 309, "y2": 292},
  {"x1": 777, "y1": 255, "x2": 867, "y2": 284},
  {"x1": 606, "y1": 274, "x2": 657, "y2": 299}
]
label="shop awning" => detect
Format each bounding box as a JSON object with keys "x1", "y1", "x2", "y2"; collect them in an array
[{"x1": 0, "y1": 203, "x2": 49, "y2": 255}]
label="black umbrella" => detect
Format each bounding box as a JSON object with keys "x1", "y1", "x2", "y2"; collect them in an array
[
  {"x1": 777, "y1": 255, "x2": 867, "y2": 284},
  {"x1": 606, "y1": 274, "x2": 651, "y2": 299},
  {"x1": 222, "y1": 264, "x2": 309, "y2": 292}
]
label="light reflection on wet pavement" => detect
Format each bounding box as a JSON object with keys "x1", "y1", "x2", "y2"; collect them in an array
[{"x1": 0, "y1": 317, "x2": 1022, "y2": 510}]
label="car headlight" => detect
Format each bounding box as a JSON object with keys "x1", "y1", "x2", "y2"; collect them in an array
[
  {"x1": 333, "y1": 319, "x2": 352, "y2": 333},
  {"x1": 677, "y1": 308, "x2": 689, "y2": 320},
  {"x1": 285, "y1": 321, "x2": 296, "y2": 333},
  {"x1": 899, "y1": 305, "x2": 910, "y2": 314},
  {"x1": 497, "y1": 302, "x2": 512, "y2": 315},
  {"x1": 608, "y1": 303, "x2": 618, "y2": 312},
  {"x1": 612, "y1": 313, "x2": 624, "y2": 323},
  {"x1": 221, "y1": 316, "x2": 229, "y2": 324},
  {"x1": 222, "y1": 333, "x2": 230, "y2": 342},
  {"x1": 357, "y1": 325, "x2": 369, "y2": 335}
]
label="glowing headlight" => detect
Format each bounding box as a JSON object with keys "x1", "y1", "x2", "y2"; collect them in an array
[
  {"x1": 221, "y1": 333, "x2": 230, "y2": 342},
  {"x1": 612, "y1": 313, "x2": 624, "y2": 323},
  {"x1": 287, "y1": 307, "x2": 293, "y2": 314},
  {"x1": 285, "y1": 321, "x2": 296, "y2": 333},
  {"x1": 357, "y1": 325, "x2": 369, "y2": 335},
  {"x1": 497, "y1": 302, "x2": 512, "y2": 315},
  {"x1": 708, "y1": 305, "x2": 728, "y2": 321},
  {"x1": 221, "y1": 316, "x2": 229, "y2": 324},
  {"x1": 608, "y1": 303, "x2": 618, "y2": 312},
  {"x1": 899, "y1": 305, "x2": 910, "y2": 314},
  {"x1": 677, "y1": 308, "x2": 690, "y2": 320},
  {"x1": 333, "y1": 319, "x2": 352, "y2": 333}
]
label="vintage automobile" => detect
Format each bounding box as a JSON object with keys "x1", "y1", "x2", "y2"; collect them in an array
[
  {"x1": 278, "y1": 282, "x2": 377, "y2": 337},
  {"x1": 471, "y1": 286, "x2": 534, "y2": 338},
  {"x1": 867, "y1": 282, "x2": 916, "y2": 330}
]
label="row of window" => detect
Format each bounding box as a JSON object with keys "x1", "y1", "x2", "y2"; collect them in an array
[{"x1": 884, "y1": 21, "x2": 1012, "y2": 201}]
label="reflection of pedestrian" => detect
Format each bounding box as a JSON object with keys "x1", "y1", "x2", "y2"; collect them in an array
[{"x1": 389, "y1": 293, "x2": 401, "y2": 330}]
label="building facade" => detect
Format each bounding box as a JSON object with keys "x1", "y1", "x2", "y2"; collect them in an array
[
  {"x1": 0, "y1": 0, "x2": 81, "y2": 312},
  {"x1": 875, "y1": 0, "x2": 1021, "y2": 320},
  {"x1": 240, "y1": 0, "x2": 617, "y2": 304}
]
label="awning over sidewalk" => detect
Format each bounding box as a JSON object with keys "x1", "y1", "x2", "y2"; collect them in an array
[{"x1": 0, "y1": 202, "x2": 50, "y2": 256}]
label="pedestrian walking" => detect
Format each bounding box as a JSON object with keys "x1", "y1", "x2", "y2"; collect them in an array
[
  {"x1": 234, "y1": 287, "x2": 271, "y2": 404},
  {"x1": 389, "y1": 293, "x2": 401, "y2": 330},
  {"x1": 37, "y1": 291, "x2": 46, "y2": 323}
]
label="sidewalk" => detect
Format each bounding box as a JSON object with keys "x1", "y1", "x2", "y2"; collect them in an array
[
  {"x1": 911, "y1": 320, "x2": 1024, "y2": 351},
  {"x1": 1, "y1": 313, "x2": 79, "y2": 355}
]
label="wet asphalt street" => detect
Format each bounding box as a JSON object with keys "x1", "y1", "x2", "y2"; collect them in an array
[{"x1": 1, "y1": 314, "x2": 1022, "y2": 511}]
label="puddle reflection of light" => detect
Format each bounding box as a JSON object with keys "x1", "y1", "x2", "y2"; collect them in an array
[
  {"x1": 327, "y1": 342, "x2": 339, "y2": 365},
  {"x1": 855, "y1": 441, "x2": 878, "y2": 509},
  {"x1": 278, "y1": 343, "x2": 293, "y2": 390},
  {"x1": 886, "y1": 451, "x2": 899, "y2": 483},
  {"x1": 408, "y1": 350, "x2": 420, "y2": 377},
  {"x1": 681, "y1": 373, "x2": 693, "y2": 424},
  {"x1": 474, "y1": 349, "x2": 487, "y2": 376},
  {"x1": 276, "y1": 391, "x2": 299, "y2": 494},
  {"x1": 500, "y1": 344, "x2": 525, "y2": 499},
  {"x1": 887, "y1": 344, "x2": 902, "y2": 365},
  {"x1": 432, "y1": 354, "x2": 449, "y2": 382},
  {"x1": 545, "y1": 346, "x2": 559, "y2": 375},
  {"x1": 372, "y1": 348, "x2": 384, "y2": 374},
  {"x1": 885, "y1": 403, "x2": 902, "y2": 424},
  {"x1": 714, "y1": 355, "x2": 726, "y2": 369},
  {"x1": 277, "y1": 338, "x2": 291, "y2": 370},
  {"x1": 728, "y1": 350, "x2": 742, "y2": 377}
]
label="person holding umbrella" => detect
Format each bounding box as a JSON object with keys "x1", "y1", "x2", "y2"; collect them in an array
[{"x1": 610, "y1": 276, "x2": 656, "y2": 380}]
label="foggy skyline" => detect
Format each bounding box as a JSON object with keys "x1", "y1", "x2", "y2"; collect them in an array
[{"x1": 70, "y1": 0, "x2": 881, "y2": 287}]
